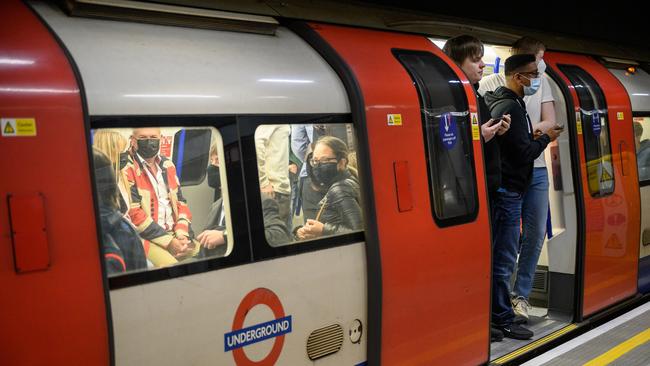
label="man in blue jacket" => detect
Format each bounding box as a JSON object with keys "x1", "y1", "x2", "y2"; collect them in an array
[{"x1": 484, "y1": 54, "x2": 563, "y2": 339}]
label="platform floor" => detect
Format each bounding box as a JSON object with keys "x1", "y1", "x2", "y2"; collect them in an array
[{"x1": 522, "y1": 301, "x2": 650, "y2": 366}]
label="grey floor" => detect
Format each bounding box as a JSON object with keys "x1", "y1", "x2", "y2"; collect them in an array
[{"x1": 491, "y1": 306, "x2": 571, "y2": 360}]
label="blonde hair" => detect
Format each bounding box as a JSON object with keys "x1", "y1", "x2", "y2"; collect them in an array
[{"x1": 93, "y1": 130, "x2": 130, "y2": 209}]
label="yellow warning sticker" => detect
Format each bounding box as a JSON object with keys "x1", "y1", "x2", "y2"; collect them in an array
[
  {"x1": 616, "y1": 112, "x2": 624, "y2": 120},
  {"x1": 471, "y1": 113, "x2": 480, "y2": 140},
  {"x1": 575, "y1": 112, "x2": 583, "y2": 135},
  {"x1": 1, "y1": 118, "x2": 36, "y2": 137},
  {"x1": 387, "y1": 114, "x2": 402, "y2": 126}
]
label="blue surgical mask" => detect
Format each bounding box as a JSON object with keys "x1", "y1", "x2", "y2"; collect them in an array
[
  {"x1": 523, "y1": 76, "x2": 541, "y2": 96},
  {"x1": 537, "y1": 59, "x2": 547, "y2": 75}
]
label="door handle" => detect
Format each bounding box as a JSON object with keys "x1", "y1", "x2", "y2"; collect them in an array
[{"x1": 619, "y1": 141, "x2": 629, "y2": 177}]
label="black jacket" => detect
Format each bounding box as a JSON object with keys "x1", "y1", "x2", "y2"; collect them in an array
[
  {"x1": 100, "y1": 206, "x2": 147, "y2": 274},
  {"x1": 319, "y1": 170, "x2": 363, "y2": 236},
  {"x1": 484, "y1": 86, "x2": 550, "y2": 193},
  {"x1": 475, "y1": 83, "x2": 501, "y2": 195}
]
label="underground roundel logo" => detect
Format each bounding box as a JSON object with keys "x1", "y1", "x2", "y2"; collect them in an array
[{"x1": 224, "y1": 288, "x2": 292, "y2": 365}]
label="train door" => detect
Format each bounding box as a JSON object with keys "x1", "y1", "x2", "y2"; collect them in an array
[
  {"x1": 609, "y1": 67, "x2": 650, "y2": 293},
  {"x1": 295, "y1": 23, "x2": 492, "y2": 365},
  {"x1": 0, "y1": 1, "x2": 110, "y2": 364},
  {"x1": 545, "y1": 52, "x2": 640, "y2": 318}
]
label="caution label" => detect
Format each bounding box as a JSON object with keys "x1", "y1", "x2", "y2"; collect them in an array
[
  {"x1": 576, "y1": 112, "x2": 583, "y2": 135},
  {"x1": 1, "y1": 118, "x2": 37, "y2": 137},
  {"x1": 387, "y1": 114, "x2": 402, "y2": 126},
  {"x1": 471, "y1": 113, "x2": 480, "y2": 140},
  {"x1": 617, "y1": 112, "x2": 624, "y2": 120}
]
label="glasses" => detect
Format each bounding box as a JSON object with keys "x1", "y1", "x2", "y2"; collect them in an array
[
  {"x1": 309, "y1": 157, "x2": 338, "y2": 167},
  {"x1": 519, "y1": 71, "x2": 540, "y2": 78}
]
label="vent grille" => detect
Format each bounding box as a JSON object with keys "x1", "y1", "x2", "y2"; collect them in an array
[
  {"x1": 532, "y1": 269, "x2": 549, "y2": 293},
  {"x1": 306, "y1": 324, "x2": 344, "y2": 361}
]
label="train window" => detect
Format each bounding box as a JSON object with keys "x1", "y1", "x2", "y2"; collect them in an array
[
  {"x1": 634, "y1": 116, "x2": 650, "y2": 183},
  {"x1": 171, "y1": 128, "x2": 211, "y2": 186},
  {"x1": 91, "y1": 126, "x2": 233, "y2": 278},
  {"x1": 394, "y1": 50, "x2": 479, "y2": 226},
  {"x1": 253, "y1": 123, "x2": 364, "y2": 247},
  {"x1": 558, "y1": 65, "x2": 615, "y2": 197}
]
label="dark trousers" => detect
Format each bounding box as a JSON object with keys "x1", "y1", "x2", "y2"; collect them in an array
[{"x1": 491, "y1": 188, "x2": 524, "y2": 326}]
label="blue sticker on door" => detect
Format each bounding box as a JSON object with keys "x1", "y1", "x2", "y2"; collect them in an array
[
  {"x1": 440, "y1": 113, "x2": 458, "y2": 149},
  {"x1": 592, "y1": 111, "x2": 601, "y2": 136}
]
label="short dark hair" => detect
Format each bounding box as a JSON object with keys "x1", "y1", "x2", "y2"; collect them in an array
[
  {"x1": 443, "y1": 35, "x2": 484, "y2": 65},
  {"x1": 512, "y1": 37, "x2": 546, "y2": 55},
  {"x1": 634, "y1": 121, "x2": 644, "y2": 138},
  {"x1": 505, "y1": 54, "x2": 537, "y2": 76}
]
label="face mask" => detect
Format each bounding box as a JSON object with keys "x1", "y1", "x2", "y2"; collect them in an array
[
  {"x1": 537, "y1": 59, "x2": 547, "y2": 76},
  {"x1": 522, "y1": 75, "x2": 541, "y2": 96},
  {"x1": 136, "y1": 138, "x2": 160, "y2": 159}
]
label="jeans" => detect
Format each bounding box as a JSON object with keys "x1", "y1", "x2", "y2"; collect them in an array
[
  {"x1": 491, "y1": 188, "x2": 524, "y2": 326},
  {"x1": 513, "y1": 167, "x2": 549, "y2": 300}
]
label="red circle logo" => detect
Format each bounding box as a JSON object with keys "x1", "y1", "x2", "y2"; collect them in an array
[{"x1": 227, "y1": 288, "x2": 290, "y2": 366}]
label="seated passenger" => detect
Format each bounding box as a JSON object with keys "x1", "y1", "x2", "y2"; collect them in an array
[
  {"x1": 93, "y1": 129, "x2": 131, "y2": 214},
  {"x1": 296, "y1": 136, "x2": 362, "y2": 240},
  {"x1": 197, "y1": 196, "x2": 290, "y2": 251},
  {"x1": 93, "y1": 148, "x2": 147, "y2": 274},
  {"x1": 207, "y1": 143, "x2": 222, "y2": 202},
  {"x1": 122, "y1": 127, "x2": 201, "y2": 267}
]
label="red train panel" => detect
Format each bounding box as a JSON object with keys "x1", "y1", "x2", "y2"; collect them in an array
[
  {"x1": 0, "y1": 1, "x2": 109, "y2": 364},
  {"x1": 310, "y1": 23, "x2": 492, "y2": 365}
]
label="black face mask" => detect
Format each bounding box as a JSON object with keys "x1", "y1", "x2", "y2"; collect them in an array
[
  {"x1": 136, "y1": 138, "x2": 160, "y2": 159},
  {"x1": 307, "y1": 152, "x2": 340, "y2": 189}
]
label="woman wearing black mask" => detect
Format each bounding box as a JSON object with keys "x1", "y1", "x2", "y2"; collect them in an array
[{"x1": 296, "y1": 136, "x2": 363, "y2": 240}]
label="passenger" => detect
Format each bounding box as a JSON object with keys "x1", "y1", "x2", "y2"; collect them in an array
[
  {"x1": 635, "y1": 121, "x2": 650, "y2": 181},
  {"x1": 93, "y1": 148, "x2": 147, "y2": 274},
  {"x1": 480, "y1": 37, "x2": 558, "y2": 322},
  {"x1": 295, "y1": 136, "x2": 362, "y2": 240},
  {"x1": 442, "y1": 34, "x2": 511, "y2": 343},
  {"x1": 122, "y1": 127, "x2": 201, "y2": 267},
  {"x1": 291, "y1": 124, "x2": 326, "y2": 222},
  {"x1": 93, "y1": 129, "x2": 131, "y2": 214},
  {"x1": 206, "y1": 143, "x2": 221, "y2": 202},
  {"x1": 483, "y1": 54, "x2": 563, "y2": 340},
  {"x1": 255, "y1": 125, "x2": 291, "y2": 224},
  {"x1": 197, "y1": 196, "x2": 290, "y2": 250}
]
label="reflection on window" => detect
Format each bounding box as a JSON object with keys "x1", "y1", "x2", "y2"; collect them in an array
[
  {"x1": 395, "y1": 50, "x2": 478, "y2": 225},
  {"x1": 634, "y1": 117, "x2": 650, "y2": 182},
  {"x1": 255, "y1": 123, "x2": 364, "y2": 247},
  {"x1": 558, "y1": 65, "x2": 614, "y2": 197},
  {"x1": 91, "y1": 126, "x2": 230, "y2": 277}
]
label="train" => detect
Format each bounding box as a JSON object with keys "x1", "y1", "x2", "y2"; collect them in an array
[{"x1": 1, "y1": 1, "x2": 649, "y2": 365}]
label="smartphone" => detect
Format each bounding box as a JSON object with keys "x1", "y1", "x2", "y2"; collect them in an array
[{"x1": 489, "y1": 117, "x2": 503, "y2": 126}]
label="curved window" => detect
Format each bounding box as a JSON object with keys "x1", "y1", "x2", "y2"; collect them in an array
[
  {"x1": 395, "y1": 50, "x2": 478, "y2": 226},
  {"x1": 558, "y1": 65, "x2": 614, "y2": 197},
  {"x1": 634, "y1": 116, "x2": 650, "y2": 184},
  {"x1": 90, "y1": 126, "x2": 234, "y2": 281}
]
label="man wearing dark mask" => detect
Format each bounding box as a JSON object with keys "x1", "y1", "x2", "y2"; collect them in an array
[
  {"x1": 207, "y1": 143, "x2": 221, "y2": 202},
  {"x1": 296, "y1": 136, "x2": 363, "y2": 240},
  {"x1": 483, "y1": 55, "x2": 563, "y2": 340},
  {"x1": 122, "y1": 127, "x2": 200, "y2": 267}
]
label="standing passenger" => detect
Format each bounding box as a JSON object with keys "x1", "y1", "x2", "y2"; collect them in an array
[
  {"x1": 484, "y1": 54, "x2": 562, "y2": 339},
  {"x1": 255, "y1": 125, "x2": 291, "y2": 224},
  {"x1": 443, "y1": 34, "x2": 511, "y2": 342},
  {"x1": 480, "y1": 37, "x2": 557, "y2": 322}
]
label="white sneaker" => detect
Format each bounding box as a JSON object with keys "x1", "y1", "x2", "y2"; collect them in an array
[{"x1": 512, "y1": 297, "x2": 531, "y2": 323}]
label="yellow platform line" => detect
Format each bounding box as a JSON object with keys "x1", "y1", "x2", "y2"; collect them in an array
[
  {"x1": 583, "y1": 327, "x2": 650, "y2": 366},
  {"x1": 493, "y1": 324, "x2": 578, "y2": 364}
]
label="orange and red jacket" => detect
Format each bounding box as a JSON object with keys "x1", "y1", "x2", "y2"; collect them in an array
[{"x1": 122, "y1": 152, "x2": 192, "y2": 251}]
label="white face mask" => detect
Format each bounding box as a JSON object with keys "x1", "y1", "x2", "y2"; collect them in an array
[{"x1": 537, "y1": 59, "x2": 547, "y2": 76}]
